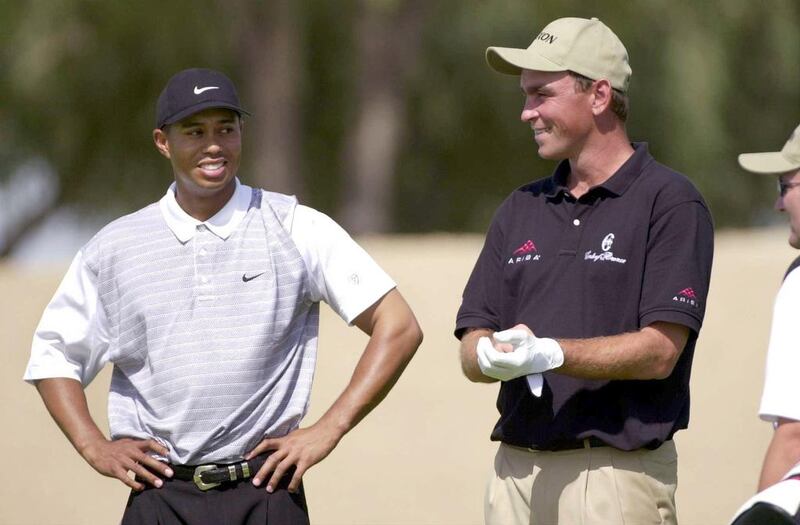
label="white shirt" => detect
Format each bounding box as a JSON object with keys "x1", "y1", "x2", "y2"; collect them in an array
[
  {"x1": 759, "y1": 265, "x2": 800, "y2": 422},
  {"x1": 25, "y1": 179, "x2": 394, "y2": 384},
  {"x1": 24, "y1": 180, "x2": 395, "y2": 463}
]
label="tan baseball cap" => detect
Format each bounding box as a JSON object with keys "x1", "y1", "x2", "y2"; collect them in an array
[
  {"x1": 486, "y1": 17, "x2": 632, "y2": 92},
  {"x1": 738, "y1": 124, "x2": 800, "y2": 174}
]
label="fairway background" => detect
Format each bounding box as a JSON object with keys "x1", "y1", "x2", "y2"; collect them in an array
[{"x1": 2, "y1": 230, "x2": 786, "y2": 524}]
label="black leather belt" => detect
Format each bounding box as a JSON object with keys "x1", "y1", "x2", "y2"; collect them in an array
[
  {"x1": 171, "y1": 454, "x2": 269, "y2": 491},
  {"x1": 527, "y1": 437, "x2": 666, "y2": 452},
  {"x1": 530, "y1": 436, "x2": 609, "y2": 451}
]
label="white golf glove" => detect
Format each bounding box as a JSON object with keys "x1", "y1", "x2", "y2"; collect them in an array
[{"x1": 476, "y1": 329, "x2": 564, "y2": 396}]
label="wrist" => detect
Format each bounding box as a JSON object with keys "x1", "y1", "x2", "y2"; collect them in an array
[
  {"x1": 314, "y1": 416, "x2": 349, "y2": 445},
  {"x1": 74, "y1": 431, "x2": 108, "y2": 459},
  {"x1": 540, "y1": 337, "x2": 565, "y2": 369}
]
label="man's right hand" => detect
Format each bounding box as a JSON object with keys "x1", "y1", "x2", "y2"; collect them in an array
[
  {"x1": 80, "y1": 437, "x2": 173, "y2": 491},
  {"x1": 476, "y1": 326, "x2": 564, "y2": 381},
  {"x1": 35, "y1": 377, "x2": 174, "y2": 492}
]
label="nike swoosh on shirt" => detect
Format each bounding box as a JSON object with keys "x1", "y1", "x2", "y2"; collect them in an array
[
  {"x1": 194, "y1": 85, "x2": 220, "y2": 95},
  {"x1": 242, "y1": 272, "x2": 266, "y2": 283}
]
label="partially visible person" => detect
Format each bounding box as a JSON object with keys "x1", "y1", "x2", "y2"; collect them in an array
[
  {"x1": 739, "y1": 123, "x2": 800, "y2": 491},
  {"x1": 729, "y1": 462, "x2": 800, "y2": 525}
]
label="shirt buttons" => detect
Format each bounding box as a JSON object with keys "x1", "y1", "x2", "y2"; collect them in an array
[
  {"x1": 200, "y1": 276, "x2": 209, "y2": 284},
  {"x1": 573, "y1": 219, "x2": 581, "y2": 226},
  {"x1": 199, "y1": 248, "x2": 207, "y2": 256},
  {"x1": 196, "y1": 225, "x2": 206, "y2": 232}
]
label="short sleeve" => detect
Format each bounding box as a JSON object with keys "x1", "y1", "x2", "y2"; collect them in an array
[
  {"x1": 759, "y1": 268, "x2": 800, "y2": 422},
  {"x1": 454, "y1": 207, "x2": 507, "y2": 340},
  {"x1": 23, "y1": 249, "x2": 111, "y2": 386},
  {"x1": 290, "y1": 206, "x2": 395, "y2": 325},
  {"x1": 639, "y1": 200, "x2": 714, "y2": 332}
]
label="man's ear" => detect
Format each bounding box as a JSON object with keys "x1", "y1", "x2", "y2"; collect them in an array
[
  {"x1": 590, "y1": 79, "x2": 613, "y2": 116},
  {"x1": 153, "y1": 128, "x2": 171, "y2": 159}
]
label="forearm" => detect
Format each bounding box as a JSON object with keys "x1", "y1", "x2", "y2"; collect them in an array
[
  {"x1": 247, "y1": 290, "x2": 422, "y2": 492},
  {"x1": 557, "y1": 322, "x2": 688, "y2": 380},
  {"x1": 36, "y1": 377, "x2": 172, "y2": 489},
  {"x1": 758, "y1": 420, "x2": 800, "y2": 490},
  {"x1": 35, "y1": 377, "x2": 107, "y2": 457},
  {"x1": 468, "y1": 321, "x2": 687, "y2": 382},
  {"x1": 459, "y1": 328, "x2": 497, "y2": 383},
  {"x1": 316, "y1": 291, "x2": 423, "y2": 438}
]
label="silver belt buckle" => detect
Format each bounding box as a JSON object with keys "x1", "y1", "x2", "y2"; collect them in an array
[{"x1": 193, "y1": 464, "x2": 221, "y2": 491}]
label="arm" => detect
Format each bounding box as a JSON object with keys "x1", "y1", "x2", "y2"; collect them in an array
[
  {"x1": 35, "y1": 377, "x2": 172, "y2": 490},
  {"x1": 477, "y1": 321, "x2": 689, "y2": 382},
  {"x1": 247, "y1": 288, "x2": 422, "y2": 492},
  {"x1": 28, "y1": 252, "x2": 171, "y2": 490},
  {"x1": 758, "y1": 419, "x2": 800, "y2": 490},
  {"x1": 459, "y1": 327, "x2": 498, "y2": 383},
  {"x1": 757, "y1": 272, "x2": 800, "y2": 490},
  {"x1": 557, "y1": 321, "x2": 689, "y2": 380}
]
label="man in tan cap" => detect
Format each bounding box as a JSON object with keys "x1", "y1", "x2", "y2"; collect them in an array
[
  {"x1": 739, "y1": 124, "x2": 800, "y2": 491},
  {"x1": 454, "y1": 17, "x2": 714, "y2": 524}
]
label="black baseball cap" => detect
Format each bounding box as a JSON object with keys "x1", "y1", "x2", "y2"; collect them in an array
[{"x1": 155, "y1": 68, "x2": 251, "y2": 128}]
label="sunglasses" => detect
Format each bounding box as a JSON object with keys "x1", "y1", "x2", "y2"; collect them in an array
[{"x1": 778, "y1": 179, "x2": 800, "y2": 197}]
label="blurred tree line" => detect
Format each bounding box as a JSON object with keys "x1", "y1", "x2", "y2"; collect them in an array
[{"x1": 1, "y1": 0, "x2": 798, "y2": 257}]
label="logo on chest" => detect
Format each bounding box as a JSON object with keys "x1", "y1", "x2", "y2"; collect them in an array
[
  {"x1": 507, "y1": 239, "x2": 541, "y2": 265},
  {"x1": 242, "y1": 271, "x2": 266, "y2": 282},
  {"x1": 584, "y1": 233, "x2": 627, "y2": 265}
]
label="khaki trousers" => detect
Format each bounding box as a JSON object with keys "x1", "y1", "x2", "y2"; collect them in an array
[{"x1": 485, "y1": 441, "x2": 678, "y2": 525}]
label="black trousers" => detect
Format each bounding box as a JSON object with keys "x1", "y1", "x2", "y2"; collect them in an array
[{"x1": 121, "y1": 475, "x2": 309, "y2": 525}]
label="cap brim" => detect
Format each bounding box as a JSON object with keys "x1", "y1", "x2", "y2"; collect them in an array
[
  {"x1": 160, "y1": 101, "x2": 252, "y2": 128},
  {"x1": 738, "y1": 152, "x2": 800, "y2": 174},
  {"x1": 486, "y1": 47, "x2": 565, "y2": 76}
]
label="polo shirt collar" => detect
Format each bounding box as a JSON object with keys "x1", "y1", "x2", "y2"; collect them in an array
[
  {"x1": 543, "y1": 161, "x2": 572, "y2": 198},
  {"x1": 159, "y1": 178, "x2": 251, "y2": 243},
  {"x1": 543, "y1": 142, "x2": 654, "y2": 198},
  {"x1": 597, "y1": 142, "x2": 653, "y2": 196}
]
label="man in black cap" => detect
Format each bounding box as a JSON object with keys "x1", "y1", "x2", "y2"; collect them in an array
[
  {"x1": 455, "y1": 17, "x2": 714, "y2": 524},
  {"x1": 24, "y1": 68, "x2": 422, "y2": 524}
]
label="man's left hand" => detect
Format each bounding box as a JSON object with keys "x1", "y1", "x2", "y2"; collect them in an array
[
  {"x1": 246, "y1": 423, "x2": 341, "y2": 494},
  {"x1": 476, "y1": 325, "x2": 564, "y2": 381}
]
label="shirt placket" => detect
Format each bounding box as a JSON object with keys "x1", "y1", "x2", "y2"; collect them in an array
[
  {"x1": 557, "y1": 193, "x2": 590, "y2": 257},
  {"x1": 194, "y1": 224, "x2": 215, "y2": 302}
]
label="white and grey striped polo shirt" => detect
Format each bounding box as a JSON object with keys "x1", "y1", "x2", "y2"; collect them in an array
[{"x1": 25, "y1": 179, "x2": 395, "y2": 464}]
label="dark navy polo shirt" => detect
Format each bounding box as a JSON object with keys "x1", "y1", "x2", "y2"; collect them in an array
[{"x1": 455, "y1": 143, "x2": 714, "y2": 451}]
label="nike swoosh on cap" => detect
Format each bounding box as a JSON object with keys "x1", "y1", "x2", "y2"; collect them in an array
[{"x1": 194, "y1": 85, "x2": 220, "y2": 95}]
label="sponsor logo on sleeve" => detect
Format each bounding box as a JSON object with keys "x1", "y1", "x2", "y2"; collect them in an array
[{"x1": 672, "y1": 287, "x2": 700, "y2": 308}]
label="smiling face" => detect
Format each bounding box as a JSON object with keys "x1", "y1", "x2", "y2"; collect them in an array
[
  {"x1": 519, "y1": 69, "x2": 595, "y2": 161},
  {"x1": 153, "y1": 107, "x2": 242, "y2": 220}
]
